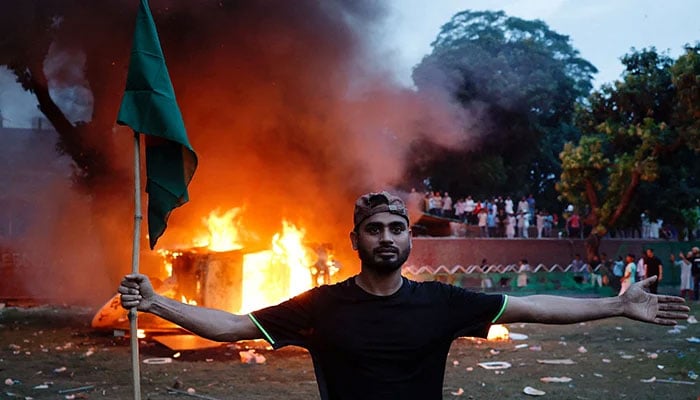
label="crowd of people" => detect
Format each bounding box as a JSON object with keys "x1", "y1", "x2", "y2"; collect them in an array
[
  {"x1": 564, "y1": 247, "x2": 700, "y2": 301},
  {"x1": 410, "y1": 190, "x2": 573, "y2": 239},
  {"x1": 409, "y1": 190, "x2": 691, "y2": 241}
]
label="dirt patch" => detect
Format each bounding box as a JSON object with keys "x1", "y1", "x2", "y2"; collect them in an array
[{"x1": 1, "y1": 304, "x2": 699, "y2": 399}]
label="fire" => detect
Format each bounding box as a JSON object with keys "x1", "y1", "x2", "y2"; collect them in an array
[
  {"x1": 487, "y1": 324, "x2": 510, "y2": 341},
  {"x1": 159, "y1": 250, "x2": 181, "y2": 277},
  {"x1": 238, "y1": 221, "x2": 313, "y2": 314},
  {"x1": 157, "y1": 207, "x2": 332, "y2": 314},
  {"x1": 194, "y1": 208, "x2": 245, "y2": 252}
]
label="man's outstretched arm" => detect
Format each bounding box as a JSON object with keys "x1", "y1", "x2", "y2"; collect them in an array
[
  {"x1": 119, "y1": 273, "x2": 262, "y2": 342},
  {"x1": 496, "y1": 276, "x2": 689, "y2": 325}
]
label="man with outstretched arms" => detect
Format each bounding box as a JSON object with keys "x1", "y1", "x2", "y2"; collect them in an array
[{"x1": 120, "y1": 191, "x2": 688, "y2": 400}]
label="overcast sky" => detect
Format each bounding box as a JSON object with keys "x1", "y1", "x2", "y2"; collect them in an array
[
  {"x1": 381, "y1": 0, "x2": 700, "y2": 87},
  {"x1": 2, "y1": 0, "x2": 699, "y2": 128}
]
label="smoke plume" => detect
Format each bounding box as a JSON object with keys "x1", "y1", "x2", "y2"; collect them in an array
[{"x1": 4, "y1": 0, "x2": 476, "y2": 305}]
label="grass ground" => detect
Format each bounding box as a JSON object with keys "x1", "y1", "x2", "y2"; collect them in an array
[{"x1": 1, "y1": 302, "x2": 698, "y2": 400}]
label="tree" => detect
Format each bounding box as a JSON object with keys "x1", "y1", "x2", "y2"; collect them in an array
[
  {"x1": 558, "y1": 46, "x2": 700, "y2": 260},
  {"x1": 409, "y1": 10, "x2": 596, "y2": 208},
  {"x1": 0, "y1": 1, "x2": 134, "y2": 188}
]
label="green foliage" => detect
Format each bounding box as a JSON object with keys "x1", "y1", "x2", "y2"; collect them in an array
[
  {"x1": 560, "y1": 46, "x2": 700, "y2": 234},
  {"x1": 408, "y1": 10, "x2": 595, "y2": 208}
]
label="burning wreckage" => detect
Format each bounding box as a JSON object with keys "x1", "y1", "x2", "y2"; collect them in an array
[
  {"x1": 91, "y1": 208, "x2": 340, "y2": 349},
  {"x1": 90, "y1": 207, "x2": 510, "y2": 349}
]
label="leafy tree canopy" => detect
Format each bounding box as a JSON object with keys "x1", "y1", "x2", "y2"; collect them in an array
[
  {"x1": 408, "y1": 10, "x2": 596, "y2": 209},
  {"x1": 559, "y1": 46, "x2": 700, "y2": 240}
]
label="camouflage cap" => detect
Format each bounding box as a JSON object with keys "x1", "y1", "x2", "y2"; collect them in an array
[{"x1": 353, "y1": 191, "x2": 409, "y2": 229}]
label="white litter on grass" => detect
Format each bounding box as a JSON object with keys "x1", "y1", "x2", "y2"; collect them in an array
[
  {"x1": 540, "y1": 376, "x2": 572, "y2": 383},
  {"x1": 53, "y1": 367, "x2": 67, "y2": 373},
  {"x1": 641, "y1": 376, "x2": 656, "y2": 383},
  {"x1": 655, "y1": 379, "x2": 696, "y2": 385},
  {"x1": 536, "y1": 359, "x2": 576, "y2": 365},
  {"x1": 509, "y1": 333, "x2": 528, "y2": 340},
  {"x1": 450, "y1": 388, "x2": 464, "y2": 396},
  {"x1": 657, "y1": 365, "x2": 665, "y2": 370},
  {"x1": 686, "y1": 337, "x2": 700, "y2": 343},
  {"x1": 577, "y1": 346, "x2": 587, "y2": 353},
  {"x1": 523, "y1": 386, "x2": 546, "y2": 396},
  {"x1": 477, "y1": 361, "x2": 512, "y2": 370},
  {"x1": 688, "y1": 315, "x2": 697, "y2": 324},
  {"x1": 142, "y1": 357, "x2": 173, "y2": 365},
  {"x1": 594, "y1": 373, "x2": 604, "y2": 378},
  {"x1": 601, "y1": 359, "x2": 611, "y2": 363},
  {"x1": 514, "y1": 344, "x2": 529, "y2": 349},
  {"x1": 620, "y1": 355, "x2": 635, "y2": 360}
]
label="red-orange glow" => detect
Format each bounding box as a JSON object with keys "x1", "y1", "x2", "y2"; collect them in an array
[
  {"x1": 194, "y1": 208, "x2": 245, "y2": 252},
  {"x1": 238, "y1": 221, "x2": 313, "y2": 314},
  {"x1": 487, "y1": 324, "x2": 510, "y2": 341}
]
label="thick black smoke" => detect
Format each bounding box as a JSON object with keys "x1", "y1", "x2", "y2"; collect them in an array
[{"x1": 4, "y1": 0, "x2": 474, "y2": 305}]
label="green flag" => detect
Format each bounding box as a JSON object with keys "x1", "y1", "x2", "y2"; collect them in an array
[{"x1": 117, "y1": 0, "x2": 197, "y2": 249}]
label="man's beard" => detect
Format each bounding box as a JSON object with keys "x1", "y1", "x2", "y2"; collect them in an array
[{"x1": 357, "y1": 245, "x2": 410, "y2": 275}]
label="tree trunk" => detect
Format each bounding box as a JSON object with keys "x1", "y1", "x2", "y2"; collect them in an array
[{"x1": 584, "y1": 232, "x2": 602, "y2": 264}]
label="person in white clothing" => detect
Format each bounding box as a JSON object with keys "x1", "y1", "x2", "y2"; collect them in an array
[
  {"x1": 477, "y1": 208, "x2": 488, "y2": 237},
  {"x1": 464, "y1": 196, "x2": 475, "y2": 224},
  {"x1": 517, "y1": 196, "x2": 529, "y2": 216},
  {"x1": 673, "y1": 252, "x2": 694, "y2": 300},
  {"x1": 517, "y1": 211, "x2": 529, "y2": 238},
  {"x1": 536, "y1": 211, "x2": 545, "y2": 238},
  {"x1": 505, "y1": 213, "x2": 516, "y2": 239},
  {"x1": 619, "y1": 254, "x2": 637, "y2": 295},
  {"x1": 441, "y1": 192, "x2": 453, "y2": 219},
  {"x1": 504, "y1": 196, "x2": 514, "y2": 215},
  {"x1": 636, "y1": 256, "x2": 646, "y2": 283}
]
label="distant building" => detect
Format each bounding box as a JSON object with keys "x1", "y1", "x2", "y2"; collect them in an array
[{"x1": 0, "y1": 124, "x2": 72, "y2": 301}]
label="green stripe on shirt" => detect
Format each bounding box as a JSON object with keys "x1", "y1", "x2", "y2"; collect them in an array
[
  {"x1": 491, "y1": 294, "x2": 509, "y2": 323},
  {"x1": 248, "y1": 313, "x2": 275, "y2": 345}
]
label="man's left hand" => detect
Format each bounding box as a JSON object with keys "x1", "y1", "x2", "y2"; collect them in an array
[{"x1": 621, "y1": 276, "x2": 689, "y2": 325}]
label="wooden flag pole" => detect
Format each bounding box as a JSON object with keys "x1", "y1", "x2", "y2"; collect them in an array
[{"x1": 129, "y1": 131, "x2": 143, "y2": 400}]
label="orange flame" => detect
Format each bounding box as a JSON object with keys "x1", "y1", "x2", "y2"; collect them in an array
[
  {"x1": 158, "y1": 208, "x2": 337, "y2": 315},
  {"x1": 238, "y1": 221, "x2": 313, "y2": 314},
  {"x1": 194, "y1": 208, "x2": 245, "y2": 252},
  {"x1": 181, "y1": 295, "x2": 197, "y2": 306},
  {"x1": 487, "y1": 324, "x2": 510, "y2": 341}
]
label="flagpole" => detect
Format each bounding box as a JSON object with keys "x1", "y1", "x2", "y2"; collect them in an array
[{"x1": 130, "y1": 130, "x2": 143, "y2": 400}]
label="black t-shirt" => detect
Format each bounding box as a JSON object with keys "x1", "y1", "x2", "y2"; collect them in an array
[
  {"x1": 692, "y1": 255, "x2": 700, "y2": 277},
  {"x1": 249, "y1": 277, "x2": 506, "y2": 400},
  {"x1": 645, "y1": 256, "x2": 662, "y2": 278}
]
